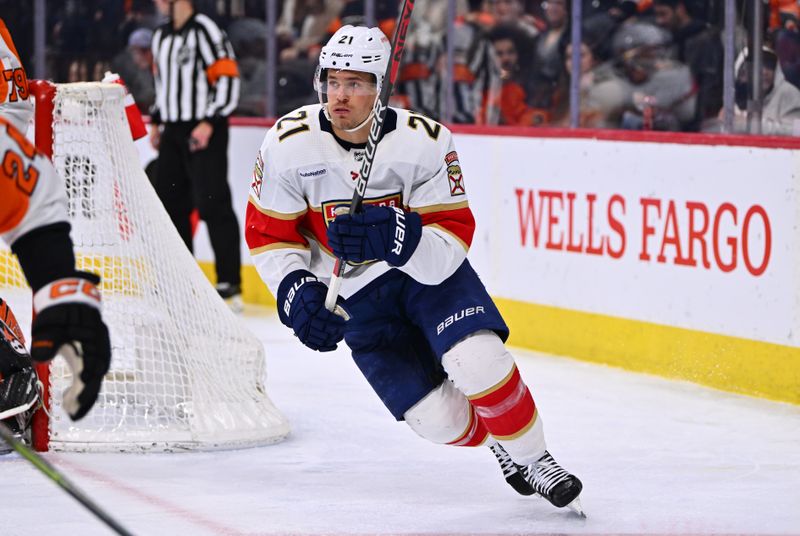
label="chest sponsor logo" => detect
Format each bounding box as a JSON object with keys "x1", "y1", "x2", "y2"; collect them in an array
[
  {"x1": 298, "y1": 166, "x2": 328, "y2": 179},
  {"x1": 251, "y1": 151, "x2": 264, "y2": 198},
  {"x1": 445, "y1": 151, "x2": 465, "y2": 197},
  {"x1": 321, "y1": 192, "x2": 403, "y2": 226}
]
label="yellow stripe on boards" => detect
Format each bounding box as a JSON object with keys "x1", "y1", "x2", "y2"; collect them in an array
[
  {"x1": 494, "y1": 297, "x2": 800, "y2": 406},
  {"x1": 197, "y1": 262, "x2": 276, "y2": 307},
  {"x1": 194, "y1": 261, "x2": 800, "y2": 405}
]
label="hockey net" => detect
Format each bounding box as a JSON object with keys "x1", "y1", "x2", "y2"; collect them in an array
[{"x1": 0, "y1": 81, "x2": 289, "y2": 452}]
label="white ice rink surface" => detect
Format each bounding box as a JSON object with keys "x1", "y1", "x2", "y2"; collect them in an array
[{"x1": 1, "y1": 308, "x2": 799, "y2": 536}]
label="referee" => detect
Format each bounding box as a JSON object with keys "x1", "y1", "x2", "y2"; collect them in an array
[{"x1": 150, "y1": 0, "x2": 242, "y2": 310}]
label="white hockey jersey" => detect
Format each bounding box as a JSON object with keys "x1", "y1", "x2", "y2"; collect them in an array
[
  {"x1": 0, "y1": 18, "x2": 33, "y2": 134},
  {"x1": 246, "y1": 104, "x2": 475, "y2": 299},
  {"x1": 0, "y1": 116, "x2": 69, "y2": 247}
]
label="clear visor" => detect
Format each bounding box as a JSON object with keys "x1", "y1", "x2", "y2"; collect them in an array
[{"x1": 316, "y1": 76, "x2": 378, "y2": 97}]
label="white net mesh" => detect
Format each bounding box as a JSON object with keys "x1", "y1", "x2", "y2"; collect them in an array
[{"x1": 0, "y1": 82, "x2": 289, "y2": 451}]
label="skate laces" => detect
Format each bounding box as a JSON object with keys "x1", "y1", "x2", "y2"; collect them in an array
[
  {"x1": 527, "y1": 451, "x2": 571, "y2": 496},
  {"x1": 490, "y1": 443, "x2": 517, "y2": 477}
]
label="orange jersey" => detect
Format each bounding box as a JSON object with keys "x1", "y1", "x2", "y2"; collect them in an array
[
  {"x1": 0, "y1": 18, "x2": 32, "y2": 133},
  {"x1": 0, "y1": 116, "x2": 68, "y2": 248}
]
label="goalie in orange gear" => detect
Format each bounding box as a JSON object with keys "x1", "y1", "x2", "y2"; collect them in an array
[
  {"x1": 0, "y1": 113, "x2": 112, "y2": 451},
  {"x1": 0, "y1": 299, "x2": 39, "y2": 453}
]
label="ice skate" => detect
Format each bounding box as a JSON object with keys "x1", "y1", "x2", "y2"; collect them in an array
[
  {"x1": 489, "y1": 442, "x2": 535, "y2": 496},
  {"x1": 525, "y1": 451, "x2": 585, "y2": 516},
  {"x1": 216, "y1": 283, "x2": 244, "y2": 314}
]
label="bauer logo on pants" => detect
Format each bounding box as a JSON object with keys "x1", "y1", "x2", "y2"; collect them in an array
[{"x1": 437, "y1": 306, "x2": 485, "y2": 335}]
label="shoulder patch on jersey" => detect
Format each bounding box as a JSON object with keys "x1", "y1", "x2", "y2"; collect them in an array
[
  {"x1": 445, "y1": 152, "x2": 465, "y2": 197},
  {"x1": 251, "y1": 150, "x2": 264, "y2": 198}
]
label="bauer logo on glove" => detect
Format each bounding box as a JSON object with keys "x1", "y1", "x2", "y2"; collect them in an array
[{"x1": 327, "y1": 205, "x2": 422, "y2": 266}]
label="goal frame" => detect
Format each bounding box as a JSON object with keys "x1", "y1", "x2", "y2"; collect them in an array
[
  {"x1": 20, "y1": 79, "x2": 289, "y2": 452},
  {"x1": 29, "y1": 79, "x2": 56, "y2": 452}
]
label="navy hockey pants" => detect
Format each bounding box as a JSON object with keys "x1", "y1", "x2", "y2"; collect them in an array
[{"x1": 343, "y1": 260, "x2": 508, "y2": 420}]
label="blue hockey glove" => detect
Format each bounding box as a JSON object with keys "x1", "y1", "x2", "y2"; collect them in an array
[
  {"x1": 277, "y1": 270, "x2": 347, "y2": 352},
  {"x1": 327, "y1": 205, "x2": 422, "y2": 266}
]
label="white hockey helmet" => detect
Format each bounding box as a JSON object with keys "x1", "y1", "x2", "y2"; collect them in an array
[{"x1": 314, "y1": 25, "x2": 391, "y2": 110}]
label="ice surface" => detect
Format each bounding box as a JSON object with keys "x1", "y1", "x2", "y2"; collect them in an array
[{"x1": 1, "y1": 307, "x2": 798, "y2": 535}]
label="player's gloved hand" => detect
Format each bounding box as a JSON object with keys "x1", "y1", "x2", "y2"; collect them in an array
[
  {"x1": 327, "y1": 205, "x2": 422, "y2": 266},
  {"x1": 30, "y1": 272, "x2": 111, "y2": 421},
  {"x1": 277, "y1": 270, "x2": 347, "y2": 352}
]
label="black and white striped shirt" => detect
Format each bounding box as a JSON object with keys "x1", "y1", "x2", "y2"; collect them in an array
[{"x1": 151, "y1": 13, "x2": 240, "y2": 124}]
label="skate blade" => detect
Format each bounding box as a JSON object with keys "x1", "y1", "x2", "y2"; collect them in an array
[{"x1": 566, "y1": 497, "x2": 586, "y2": 518}]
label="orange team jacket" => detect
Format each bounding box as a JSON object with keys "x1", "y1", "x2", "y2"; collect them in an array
[
  {"x1": 0, "y1": 17, "x2": 32, "y2": 134},
  {"x1": 0, "y1": 115, "x2": 69, "y2": 249},
  {"x1": 246, "y1": 104, "x2": 475, "y2": 299}
]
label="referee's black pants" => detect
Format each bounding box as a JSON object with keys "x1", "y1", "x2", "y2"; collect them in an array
[{"x1": 154, "y1": 120, "x2": 241, "y2": 287}]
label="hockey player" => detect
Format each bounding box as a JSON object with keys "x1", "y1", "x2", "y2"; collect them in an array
[
  {"x1": 0, "y1": 114, "x2": 112, "y2": 451},
  {"x1": 246, "y1": 25, "x2": 584, "y2": 513},
  {"x1": 0, "y1": 17, "x2": 33, "y2": 134}
]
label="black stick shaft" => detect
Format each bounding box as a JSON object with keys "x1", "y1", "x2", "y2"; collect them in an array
[
  {"x1": 0, "y1": 422, "x2": 135, "y2": 536},
  {"x1": 325, "y1": 0, "x2": 416, "y2": 311}
]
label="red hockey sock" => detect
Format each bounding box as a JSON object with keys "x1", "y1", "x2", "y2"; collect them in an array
[
  {"x1": 446, "y1": 404, "x2": 489, "y2": 447},
  {"x1": 468, "y1": 365, "x2": 537, "y2": 440}
]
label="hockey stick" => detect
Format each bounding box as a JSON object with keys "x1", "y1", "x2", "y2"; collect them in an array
[
  {"x1": 0, "y1": 422, "x2": 135, "y2": 536},
  {"x1": 324, "y1": 0, "x2": 416, "y2": 313}
]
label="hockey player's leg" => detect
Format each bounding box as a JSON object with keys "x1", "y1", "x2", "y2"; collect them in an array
[
  {"x1": 403, "y1": 379, "x2": 488, "y2": 446},
  {"x1": 442, "y1": 330, "x2": 583, "y2": 511},
  {"x1": 442, "y1": 330, "x2": 546, "y2": 462}
]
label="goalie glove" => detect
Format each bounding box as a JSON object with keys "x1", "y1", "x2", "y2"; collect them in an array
[
  {"x1": 327, "y1": 205, "x2": 422, "y2": 266},
  {"x1": 277, "y1": 270, "x2": 348, "y2": 352},
  {"x1": 30, "y1": 272, "x2": 111, "y2": 421}
]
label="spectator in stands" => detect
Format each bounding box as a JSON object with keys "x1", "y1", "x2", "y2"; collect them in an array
[
  {"x1": 557, "y1": 30, "x2": 630, "y2": 128},
  {"x1": 489, "y1": 0, "x2": 541, "y2": 40},
  {"x1": 775, "y1": 27, "x2": 800, "y2": 90},
  {"x1": 86, "y1": 0, "x2": 125, "y2": 81},
  {"x1": 528, "y1": 0, "x2": 571, "y2": 115},
  {"x1": 119, "y1": 0, "x2": 160, "y2": 46},
  {"x1": 396, "y1": 7, "x2": 443, "y2": 117},
  {"x1": 730, "y1": 46, "x2": 800, "y2": 135},
  {"x1": 110, "y1": 28, "x2": 155, "y2": 113},
  {"x1": 51, "y1": 0, "x2": 90, "y2": 83},
  {"x1": 771, "y1": 0, "x2": 800, "y2": 31},
  {"x1": 228, "y1": 17, "x2": 269, "y2": 116},
  {"x1": 277, "y1": 0, "x2": 344, "y2": 63},
  {"x1": 653, "y1": 0, "x2": 724, "y2": 130},
  {"x1": 398, "y1": 0, "x2": 502, "y2": 124},
  {"x1": 612, "y1": 21, "x2": 696, "y2": 130},
  {"x1": 447, "y1": 0, "x2": 503, "y2": 124},
  {"x1": 489, "y1": 24, "x2": 548, "y2": 125},
  {"x1": 337, "y1": 0, "x2": 398, "y2": 35}
]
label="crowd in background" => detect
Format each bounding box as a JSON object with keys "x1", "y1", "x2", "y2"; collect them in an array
[{"x1": 4, "y1": 0, "x2": 800, "y2": 134}]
